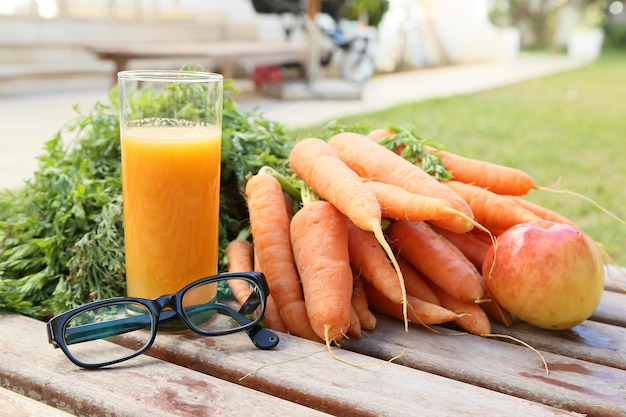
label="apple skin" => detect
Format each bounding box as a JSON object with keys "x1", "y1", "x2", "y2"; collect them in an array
[{"x1": 482, "y1": 219, "x2": 604, "y2": 330}]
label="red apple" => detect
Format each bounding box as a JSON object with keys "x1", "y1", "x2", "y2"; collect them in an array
[{"x1": 482, "y1": 219, "x2": 604, "y2": 330}]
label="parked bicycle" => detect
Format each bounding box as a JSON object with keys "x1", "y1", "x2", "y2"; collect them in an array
[{"x1": 251, "y1": 0, "x2": 376, "y2": 83}]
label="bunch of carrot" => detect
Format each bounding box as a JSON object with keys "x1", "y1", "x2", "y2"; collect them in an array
[{"x1": 224, "y1": 128, "x2": 578, "y2": 346}]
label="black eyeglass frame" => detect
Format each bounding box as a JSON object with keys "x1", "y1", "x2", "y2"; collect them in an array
[{"x1": 47, "y1": 271, "x2": 279, "y2": 369}]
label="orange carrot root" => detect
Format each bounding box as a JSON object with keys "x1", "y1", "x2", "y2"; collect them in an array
[
  {"x1": 427, "y1": 148, "x2": 536, "y2": 196},
  {"x1": 351, "y1": 272, "x2": 377, "y2": 331},
  {"x1": 388, "y1": 220, "x2": 485, "y2": 303},
  {"x1": 398, "y1": 257, "x2": 440, "y2": 306},
  {"x1": 328, "y1": 131, "x2": 474, "y2": 233},
  {"x1": 291, "y1": 200, "x2": 354, "y2": 342},
  {"x1": 431, "y1": 226, "x2": 491, "y2": 271},
  {"x1": 264, "y1": 295, "x2": 289, "y2": 333},
  {"x1": 362, "y1": 179, "x2": 475, "y2": 233},
  {"x1": 446, "y1": 180, "x2": 541, "y2": 231},
  {"x1": 429, "y1": 283, "x2": 492, "y2": 336},
  {"x1": 347, "y1": 219, "x2": 405, "y2": 304},
  {"x1": 364, "y1": 281, "x2": 458, "y2": 326},
  {"x1": 246, "y1": 173, "x2": 319, "y2": 341}
]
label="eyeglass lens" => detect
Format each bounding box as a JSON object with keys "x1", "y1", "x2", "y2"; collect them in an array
[
  {"x1": 64, "y1": 301, "x2": 154, "y2": 365},
  {"x1": 182, "y1": 276, "x2": 263, "y2": 332}
]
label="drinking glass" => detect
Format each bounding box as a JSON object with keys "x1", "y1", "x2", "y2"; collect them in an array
[{"x1": 118, "y1": 70, "x2": 223, "y2": 304}]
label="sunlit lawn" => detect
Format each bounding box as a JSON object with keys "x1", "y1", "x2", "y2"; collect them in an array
[{"x1": 300, "y1": 49, "x2": 626, "y2": 265}]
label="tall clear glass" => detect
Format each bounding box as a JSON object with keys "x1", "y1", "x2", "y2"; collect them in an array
[{"x1": 118, "y1": 70, "x2": 223, "y2": 301}]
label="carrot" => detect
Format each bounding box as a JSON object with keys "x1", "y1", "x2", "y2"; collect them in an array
[
  {"x1": 507, "y1": 196, "x2": 576, "y2": 226},
  {"x1": 362, "y1": 179, "x2": 475, "y2": 231},
  {"x1": 351, "y1": 272, "x2": 377, "y2": 331},
  {"x1": 346, "y1": 219, "x2": 404, "y2": 304},
  {"x1": 403, "y1": 230, "x2": 500, "y2": 333},
  {"x1": 248, "y1": 246, "x2": 288, "y2": 331},
  {"x1": 290, "y1": 200, "x2": 354, "y2": 343},
  {"x1": 283, "y1": 191, "x2": 295, "y2": 219},
  {"x1": 425, "y1": 225, "x2": 506, "y2": 327},
  {"x1": 398, "y1": 257, "x2": 440, "y2": 306},
  {"x1": 264, "y1": 295, "x2": 289, "y2": 333},
  {"x1": 388, "y1": 220, "x2": 485, "y2": 302},
  {"x1": 445, "y1": 180, "x2": 541, "y2": 232},
  {"x1": 289, "y1": 137, "x2": 408, "y2": 329},
  {"x1": 474, "y1": 274, "x2": 514, "y2": 327},
  {"x1": 347, "y1": 306, "x2": 362, "y2": 338},
  {"x1": 225, "y1": 236, "x2": 289, "y2": 331},
  {"x1": 477, "y1": 288, "x2": 514, "y2": 327},
  {"x1": 437, "y1": 227, "x2": 512, "y2": 327},
  {"x1": 363, "y1": 280, "x2": 458, "y2": 325},
  {"x1": 225, "y1": 238, "x2": 256, "y2": 305},
  {"x1": 225, "y1": 236, "x2": 254, "y2": 272},
  {"x1": 425, "y1": 224, "x2": 507, "y2": 325},
  {"x1": 426, "y1": 148, "x2": 536, "y2": 196},
  {"x1": 328, "y1": 132, "x2": 474, "y2": 233},
  {"x1": 367, "y1": 128, "x2": 393, "y2": 141},
  {"x1": 245, "y1": 173, "x2": 320, "y2": 341},
  {"x1": 253, "y1": 247, "x2": 262, "y2": 273},
  {"x1": 368, "y1": 127, "x2": 534, "y2": 196},
  {"x1": 428, "y1": 282, "x2": 492, "y2": 335},
  {"x1": 290, "y1": 138, "x2": 382, "y2": 233},
  {"x1": 431, "y1": 226, "x2": 491, "y2": 270}
]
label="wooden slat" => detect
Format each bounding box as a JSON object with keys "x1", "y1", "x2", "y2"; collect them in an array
[
  {"x1": 605, "y1": 265, "x2": 626, "y2": 293},
  {"x1": 107, "y1": 321, "x2": 581, "y2": 416},
  {"x1": 590, "y1": 290, "x2": 626, "y2": 327},
  {"x1": 0, "y1": 386, "x2": 74, "y2": 417},
  {"x1": 490, "y1": 319, "x2": 626, "y2": 371},
  {"x1": 2, "y1": 276, "x2": 624, "y2": 416},
  {"x1": 339, "y1": 314, "x2": 626, "y2": 417},
  {"x1": 0, "y1": 315, "x2": 332, "y2": 417}
]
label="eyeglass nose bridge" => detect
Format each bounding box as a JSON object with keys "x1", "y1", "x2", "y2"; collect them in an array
[
  {"x1": 151, "y1": 293, "x2": 183, "y2": 323},
  {"x1": 154, "y1": 293, "x2": 178, "y2": 310}
]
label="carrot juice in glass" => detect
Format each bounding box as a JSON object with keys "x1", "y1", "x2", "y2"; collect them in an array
[{"x1": 118, "y1": 70, "x2": 223, "y2": 311}]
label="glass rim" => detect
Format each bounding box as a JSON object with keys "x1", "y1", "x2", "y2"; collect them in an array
[{"x1": 117, "y1": 70, "x2": 223, "y2": 83}]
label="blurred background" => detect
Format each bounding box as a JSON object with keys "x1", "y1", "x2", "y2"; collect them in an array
[{"x1": 1, "y1": 0, "x2": 624, "y2": 96}]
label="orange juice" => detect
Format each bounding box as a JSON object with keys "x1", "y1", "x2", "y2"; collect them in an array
[{"x1": 121, "y1": 125, "x2": 221, "y2": 300}]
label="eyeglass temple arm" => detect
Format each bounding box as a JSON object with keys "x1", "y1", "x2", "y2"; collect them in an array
[
  {"x1": 61, "y1": 314, "x2": 153, "y2": 345},
  {"x1": 227, "y1": 304, "x2": 279, "y2": 350},
  {"x1": 61, "y1": 308, "x2": 196, "y2": 346},
  {"x1": 185, "y1": 300, "x2": 279, "y2": 350}
]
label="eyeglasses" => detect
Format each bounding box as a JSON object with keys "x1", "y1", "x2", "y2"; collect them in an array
[{"x1": 47, "y1": 272, "x2": 279, "y2": 368}]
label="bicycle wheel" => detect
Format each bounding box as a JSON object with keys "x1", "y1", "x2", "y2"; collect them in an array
[{"x1": 340, "y1": 38, "x2": 375, "y2": 84}]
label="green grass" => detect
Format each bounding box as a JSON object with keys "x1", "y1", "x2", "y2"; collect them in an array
[{"x1": 301, "y1": 50, "x2": 626, "y2": 266}]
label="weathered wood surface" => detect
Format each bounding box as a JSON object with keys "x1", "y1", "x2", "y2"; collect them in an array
[
  {"x1": 591, "y1": 289, "x2": 626, "y2": 327},
  {"x1": 0, "y1": 315, "x2": 333, "y2": 417},
  {"x1": 1, "y1": 272, "x2": 624, "y2": 417},
  {"x1": 0, "y1": 386, "x2": 74, "y2": 417},
  {"x1": 491, "y1": 319, "x2": 626, "y2": 370},
  {"x1": 114, "y1": 322, "x2": 580, "y2": 417},
  {"x1": 1, "y1": 314, "x2": 578, "y2": 417},
  {"x1": 117, "y1": 284, "x2": 626, "y2": 416},
  {"x1": 341, "y1": 315, "x2": 626, "y2": 417}
]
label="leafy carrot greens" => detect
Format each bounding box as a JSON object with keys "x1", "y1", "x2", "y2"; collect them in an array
[
  {"x1": 378, "y1": 125, "x2": 452, "y2": 182},
  {"x1": 0, "y1": 78, "x2": 295, "y2": 319}
]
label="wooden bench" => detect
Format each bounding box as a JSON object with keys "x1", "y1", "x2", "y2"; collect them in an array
[
  {"x1": 1, "y1": 266, "x2": 625, "y2": 416},
  {"x1": 86, "y1": 41, "x2": 309, "y2": 84}
]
